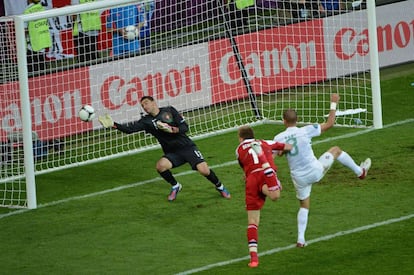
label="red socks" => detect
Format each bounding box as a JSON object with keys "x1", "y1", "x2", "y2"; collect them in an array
[{"x1": 247, "y1": 224, "x2": 259, "y2": 267}]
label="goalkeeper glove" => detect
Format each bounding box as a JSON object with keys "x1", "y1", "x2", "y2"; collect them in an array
[
  {"x1": 156, "y1": 121, "x2": 176, "y2": 133},
  {"x1": 98, "y1": 114, "x2": 114, "y2": 128}
]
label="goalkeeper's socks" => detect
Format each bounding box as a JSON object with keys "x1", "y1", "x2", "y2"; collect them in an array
[
  {"x1": 205, "y1": 170, "x2": 222, "y2": 188},
  {"x1": 206, "y1": 170, "x2": 219, "y2": 181},
  {"x1": 159, "y1": 170, "x2": 178, "y2": 185}
]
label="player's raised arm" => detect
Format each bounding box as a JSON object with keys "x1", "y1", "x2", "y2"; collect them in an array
[
  {"x1": 99, "y1": 114, "x2": 146, "y2": 134},
  {"x1": 321, "y1": 93, "x2": 340, "y2": 133}
]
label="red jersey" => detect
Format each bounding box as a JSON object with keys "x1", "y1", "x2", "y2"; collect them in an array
[
  {"x1": 237, "y1": 138, "x2": 285, "y2": 210},
  {"x1": 236, "y1": 138, "x2": 285, "y2": 176}
]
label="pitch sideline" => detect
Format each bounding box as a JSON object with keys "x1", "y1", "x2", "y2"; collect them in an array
[{"x1": 0, "y1": 118, "x2": 412, "y2": 220}]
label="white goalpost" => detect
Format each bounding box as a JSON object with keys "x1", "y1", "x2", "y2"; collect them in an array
[{"x1": 1, "y1": 0, "x2": 397, "y2": 209}]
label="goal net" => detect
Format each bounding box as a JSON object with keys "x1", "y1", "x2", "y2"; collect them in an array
[{"x1": 1, "y1": 0, "x2": 387, "y2": 208}]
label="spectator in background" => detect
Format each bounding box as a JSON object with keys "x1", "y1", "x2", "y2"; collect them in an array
[
  {"x1": 286, "y1": 0, "x2": 324, "y2": 20},
  {"x1": 0, "y1": 0, "x2": 4, "y2": 16},
  {"x1": 319, "y1": 0, "x2": 345, "y2": 15},
  {"x1": 0, "y1": 3, "x2": 8, "y2": 64},
  {"x1": 226, "y1": 0, "x2": 254, "y2": 32},
  {"x1": 46, "y1": 13, "x2": 65, "y2": 59},
  {"x1": 71, "y1": 0, "x2": 102, "y2": 63},
  {"x1": 138, "y1": 0, "x2": 155, "y2": 52},
  {"x1": 24, "y1": 0, "x2": 52, "y2": 73},
  {"x1": 106, "y1": 4, "x2": 145, "y2": 56},
  {"x1": 41, "y1": 0, "x2": 73, "y2": 60}
]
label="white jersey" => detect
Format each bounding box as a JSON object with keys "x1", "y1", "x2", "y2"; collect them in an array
[{"x1": 273, "y1": 124, "x2": 322, "y2": 183}]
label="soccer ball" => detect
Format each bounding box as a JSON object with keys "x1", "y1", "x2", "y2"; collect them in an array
[
  {"x1": 124, "y1": 25, "x2": 138, "y2": 40},
  {"x1": 78, "y1": 104, "x2": 96, "y2": 122}
]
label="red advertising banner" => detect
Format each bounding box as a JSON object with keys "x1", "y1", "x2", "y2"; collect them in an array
[
  {"x1": 0, "y1": 67, "x2": 92, "y2": 142},
  {"x1": 208, "y1": 19, "x2": 327, "y2": 104},
  {"x1": 1, "y1": 1, "x2": 411, "y2": 143},
  {"x1": 88, "y1": 43, "x2": 211, "y2": 124},
  {"x1": 323, "y1": 1, "x2": 414, "y2": 79}
]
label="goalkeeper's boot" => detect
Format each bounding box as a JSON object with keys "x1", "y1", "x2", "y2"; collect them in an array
[
  {"x1": 216, "y1": 185, "x2": 231, "y2": 199},
  {"x1": 359, "y1": 158, "x2": 372, "y2": 179},
  {"x1": 168, "y1": 183, "x2": 182, "y2": 201}
]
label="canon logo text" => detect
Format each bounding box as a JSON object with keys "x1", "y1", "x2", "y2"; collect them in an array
[
  {"x1": 100, "y1": 66, "x2": 202, "y2": 110},
  {"x1": 219, "y1": 41, "x2": 317, "y2": 84},
  {"x1": 1, "y1": 90, "x2": 82, "y2": 132},
  {"x1": 334, "y1": 19, "x2": 413, "y2": 60}
]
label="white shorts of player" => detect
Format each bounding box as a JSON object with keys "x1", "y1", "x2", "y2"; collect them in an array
[{"x1": 291, "y1": 152, "x2": 334, "y2": 200}]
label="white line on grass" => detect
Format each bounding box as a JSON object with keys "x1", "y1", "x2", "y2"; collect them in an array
[
  {"x1": 0, "y1": 118, "x2": 412, "y2": 221},
  {"x1": 174, "y1": 213, "x2": 414, "y2": 275}
]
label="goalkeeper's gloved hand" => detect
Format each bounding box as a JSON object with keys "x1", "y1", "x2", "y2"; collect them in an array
[
  {"x1": 156, "y1": 121, "x2": 177, "y2": 133},
  {"x1": 98, "y1": 114, "x2": 114, "y2": 128}
]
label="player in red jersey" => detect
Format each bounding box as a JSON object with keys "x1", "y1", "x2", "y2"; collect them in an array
[{"x1": 236, "y1": 125, "x2": 292, "y2": 268}]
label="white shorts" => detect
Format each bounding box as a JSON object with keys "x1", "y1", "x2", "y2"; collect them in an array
[{"x1": 292, "y1": 152, "x2": 334, "y2": 200}]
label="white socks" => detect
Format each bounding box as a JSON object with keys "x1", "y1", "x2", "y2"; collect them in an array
[
  {"x1": 337, "y1": 151, "x2": 363, "y2": 176},
  {"x1": 297, "y1": 207, "x2": 309, "y2": 244}
]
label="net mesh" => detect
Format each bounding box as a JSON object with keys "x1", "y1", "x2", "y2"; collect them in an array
[{"x1": 0, "y1": 0, "x2": 375, "y2": 207}]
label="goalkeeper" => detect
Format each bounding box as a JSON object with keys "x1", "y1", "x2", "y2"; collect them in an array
[{"x1": 99, "y1": 96, "x2": 231, "y2": 201}]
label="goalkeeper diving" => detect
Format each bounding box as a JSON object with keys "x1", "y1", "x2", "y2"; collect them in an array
[{"x1": 98, "y1": 96, "x2": 231, "y2": 201}]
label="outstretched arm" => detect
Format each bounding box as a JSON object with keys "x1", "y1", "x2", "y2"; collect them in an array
[
  {"x1": 275, "y1": 143, "x2": 293, "y2": 156},
  {"x1": 270, "y1": 141, "x2": 291, "y2": 152},
  {"x1": 320, "y1": 93, "x2": 340, "y2": 133},
  {"x1": 264, "y1": 140, "x2": 292, "y2": 156},
  {"x1": 99, "y1": 114, "x2": 145, "y2": 134}
]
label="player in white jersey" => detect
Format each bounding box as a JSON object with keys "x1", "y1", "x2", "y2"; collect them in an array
[{"x1": 273, "y1": 93, "x2": 371, "y2": 248}]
